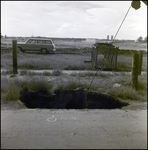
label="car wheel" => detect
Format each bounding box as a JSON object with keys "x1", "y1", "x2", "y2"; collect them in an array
[{"x1": 41, "y1": 49, "x2": 47, "y2": 54}]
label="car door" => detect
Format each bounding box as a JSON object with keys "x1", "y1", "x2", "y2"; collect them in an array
[
  {"x1": 25, "y1": 39, "x2": 35, "y2": 51},
  {"x1": 44, "y1": 40, "x2": 53, "y2": 51},
  {"x1": 34, "y1": 40, "x2": 43, "y2": 51}
]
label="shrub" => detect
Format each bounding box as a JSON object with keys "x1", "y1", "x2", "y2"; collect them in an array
[
  {"x1": 27, "y1": 79, "x2": 53, "y2": 94},
  {"x1": 1, "y1": 78, "x2": 24, "y2": 103}
]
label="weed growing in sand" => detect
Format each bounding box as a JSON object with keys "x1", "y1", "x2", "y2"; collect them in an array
[
  {"x1": 27, "y1": 79, "x2": 53, "y2": 94},
  {"x1": 106, "y1": 74, "x2": 147, "y2": 101},
  {"x1": 1, "y1": 77, "x2": 24, "y2": 103}
]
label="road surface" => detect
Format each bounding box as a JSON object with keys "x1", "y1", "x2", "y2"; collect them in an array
[{"x1": 1, "y1": 109, "x2": 147, "y2": 149}]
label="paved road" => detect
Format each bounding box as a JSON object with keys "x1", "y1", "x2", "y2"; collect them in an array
[{"x1": 1, "y1": 109, "x2": 147, "y2": 149}]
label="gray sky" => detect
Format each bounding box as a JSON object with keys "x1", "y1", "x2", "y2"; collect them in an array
[{"x1": 1, "y1": 1, "x2": 147, "y2": 40}]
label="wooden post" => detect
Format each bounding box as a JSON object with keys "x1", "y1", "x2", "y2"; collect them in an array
[
  {"x1": 114, "y1": 49, "x2": 118, "y2": 68},
  {"x1": 94, "y1": 48, "x2": 98, "y2": 69},
  {"x1": 138, "y1": 50, "x2": 143, "y2": 75},
  {"x1": 132, "y1": 53, "x2": 139, "y2": 90},
  {"x1": 92, "y1": 46, "x2": 95, "y2": 62},
  {"x1": 12, "y1": 40, "x2": 18, "y2": 74},
  {"x1": 91, "y1": 47, "x2": 94, "y2": 62}
]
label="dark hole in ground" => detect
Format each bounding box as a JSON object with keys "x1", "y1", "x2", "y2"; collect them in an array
[{"x1": 19, "y1": 88, "x2": 129, "y2": 109}]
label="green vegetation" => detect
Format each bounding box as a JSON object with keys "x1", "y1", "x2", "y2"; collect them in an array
[
  {"x1": 55, "y1": 81, "x2": 89, "y2": 91},
  {"x1": 52, "y1": 70, "x2": 62, "y2": 76},
  {"x1": 1, "y1": 77, "x2": 24, "y2": 103},
  {"x1": 1, "y1": 77, "x2": 53, "y2": 104},
  {"x1": 1, "y1": 49, "x2": 147, "y2": 72},
  {"x1": 26, "y1": 80, "x2": 53, "y2": 94},
  {"x1": 1, "y1": 72, "x2": 146, "y2": 104},
  {"x1": 1, "y1": 45, "x2": 147, "y2": 107},
  {"x1": 64, "y1": 65, "x2": 91, "y2": 70},
  {"x1": 43, "y1": 71, "x2": 52, "y2": 76},
  {"x1": 108, "y1": 85, "x2": 142, "y2": 100},
  {"x1": 18, "y1": 63, "x2": 52, "y2": 70},
  {"x1": 1, "y1": 70, "x2": 13, "y2": 75}
]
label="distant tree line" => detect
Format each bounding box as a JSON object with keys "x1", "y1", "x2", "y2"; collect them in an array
[
  {"x1": 1, "y1": 34, "x2": 147, "y2": 43},
  {"x1": 136, "y1": 36, "x2": 147, "y2": 43}
]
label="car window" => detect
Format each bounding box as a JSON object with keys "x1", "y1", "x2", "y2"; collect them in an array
[
  {"x1": 26, "y1": 39, "x2": 37, "y2": 44},
  {"x1": 43, "y1": 40, "x2": 52, "y2": 44},
  {"x1": 37, "y1": 40, "x2": 42, "y2": 44},
  {"x1": 31, "y1": 40, "x2": 36, "y2": 44},
  {"x1": 26, "y1": 39, "x2": 32, "y2": 44}
]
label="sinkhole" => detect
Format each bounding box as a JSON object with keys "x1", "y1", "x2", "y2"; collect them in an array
[{"x1": 19, "y1": 88, "x2": 129, "y2": 109}]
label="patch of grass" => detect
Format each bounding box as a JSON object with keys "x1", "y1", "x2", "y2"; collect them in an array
[
  {"x1": 18, "y1": 63, "x2": 53, "y2": 70},
  {"x1": 55, "y1": 81, "x2": 88, "y2": 91},
  {"x1": 97, "y1": 56, "x2": 132, "y2": 72},
  {"x1": 27, "y1": 79, "x2": 53, "y2": 94},
  {"x1": 137, "y1": 77, "x2": 147, "y2": 91},
  {"x1": 115, "y1": 62, "x2": 132, "y2": 72},
  {"x1": 97, "y1": 60, "x2": 112, "y2": 68},
  {"x1": 97, "y1": 72, "x2": 110, "y2": 78},
  {"x1": 20, "y1": 70, "x2": 28, "y2": 75},
  {"x1": 107, "y1": 85, "x2": 141, "y2": 100},
  {"x1": 1, "y1": 77, "x2": 53, "y2": 103},
  {"x1": 106, "y1": 77, "x2": 147, "y2": 101},
  {"x1": 54, "y1": 81, "x2": 98, "y2": 93},
  {"x1": 64, "y1": 64, "x2": 94, "y2": 70},
  {"x1": 78, "y1": 72, "x2": 96, "y2": 77},
  {"x1": 19, "y1": 63, "x2": 38, "y2": 69},
  {"x1": 86, "y1": 73, "x2": 147, "y2": 101},
  {"x1": 52, "y1": 70, "x2": 62, "y2": 76},
  {"x1": 69, "y1": 72, "x2": 94, "y2": 77},
  {"x1": 1, "y1": 78, "x2": 24, "y2": 103},
  {"x1": 43, "y1": 71, "x2": 52, "y2": 76},
  {"x1": 76, "y1": 72, "x2": 109, "y2": 78},
  {"x1": 64, "y1": 65, "x2": 86, "y2": 70},
  {"x1": 1, "y1": 70, "x2": 13, "y2": 75}
]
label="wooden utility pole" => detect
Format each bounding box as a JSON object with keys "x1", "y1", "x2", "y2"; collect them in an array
[
  {"x1": 91, "y1": 46, "x2": 95, "y2": 62},
  {"x1": 94, "y1": 48, "x2": 98, "y2": 69},
  {"x1": 12, "y1": 40, "x2": 17, "y2": 74},
  {"x1": 138, "y1": 50, "x2": 143, "y2": 75},
  {"x1": 132, "y1": 53, "x2": 139, "y2": 90}
]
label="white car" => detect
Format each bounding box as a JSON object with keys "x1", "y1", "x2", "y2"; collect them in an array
[{"x1": 17, "y1": 38, "x2": 56, "y2": 54}]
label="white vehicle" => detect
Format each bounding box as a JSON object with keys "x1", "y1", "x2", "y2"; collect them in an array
[{"x1": 17, "y1": 38, "x2": 56, "y2": 54}]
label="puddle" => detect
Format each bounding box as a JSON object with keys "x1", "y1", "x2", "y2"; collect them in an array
[{"x1": 19, "y1": 88, "x2": 129, "y2": 109}]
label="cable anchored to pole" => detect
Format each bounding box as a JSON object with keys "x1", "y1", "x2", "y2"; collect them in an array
[
  {"x1": 86, "y1": 4, "x2": 132, "y2": 92},
  {"x1": 112, "y1": 5, "x2": 132, "y2": 43}
]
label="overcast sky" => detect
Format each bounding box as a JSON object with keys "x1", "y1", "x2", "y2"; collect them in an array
[{"x1": 1, "y1": 1, "x2": 147, "y2": 40}]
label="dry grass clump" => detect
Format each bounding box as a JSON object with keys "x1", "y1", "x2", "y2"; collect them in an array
[
  {"x1": 1, "y1": 77, "x2": 53, "y2": 103},
  {"x1": 55, "y1": 81, "x2": 88, "y2": 91}
]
